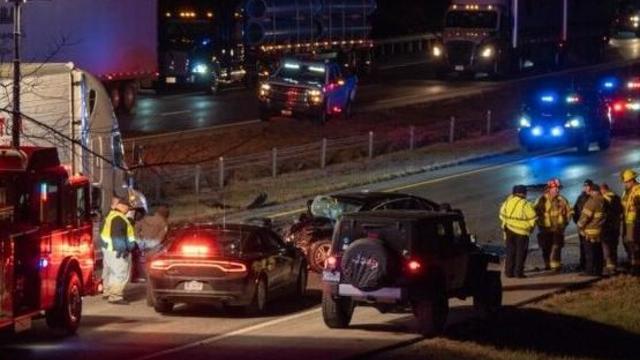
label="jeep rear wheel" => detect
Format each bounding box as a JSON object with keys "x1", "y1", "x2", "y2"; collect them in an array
[
  {"x1": 321, "y1": 290, "x2": 354, "y2": 329},
  {"x1": 473, "y1": 271, "x2": 502, "y2": 318},
  {"x1": 412, "y1": 296, "x2": 448, "y2": 337}
]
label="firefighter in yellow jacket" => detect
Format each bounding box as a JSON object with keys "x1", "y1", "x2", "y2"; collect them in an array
[
  {"x1": 621, "y1": 169, "x2": 640, "y2": 275},
  {"x1": 534, "y1": 179, "x2": 572, "y2": 271},
  {"x1": 500, "y1": 185, "x2": 537, "y2": 278},
  {"x1": 577, "y1": 184, "x2": 606, "y2": 276}
]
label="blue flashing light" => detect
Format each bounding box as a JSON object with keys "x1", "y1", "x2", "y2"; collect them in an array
[
  {"x1": 519, "y1": 116, "x2": 531, "y2": 128},
  {"x1": 532, "y1": 126, "x2": 543, "y2": 136},
  {"x1": 601, "y1": 77, "x2": 618, "y2": 91},
  {"x1": 551, "y1": 126, "x2": 564, "y2": 137},
  {"x1": 541, "y1": 95, "x2": 555, "y2": 103},
  {"x1": 201, "y1": 38, "x2": 211, "y2": 46},
  {"x1": 604, "y1": 81, "x2": 615, "y2": 89}
]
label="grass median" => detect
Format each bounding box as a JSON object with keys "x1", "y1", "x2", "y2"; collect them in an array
[{"x1": 375, "y1": 275, "x2": 640, "y2": 360}]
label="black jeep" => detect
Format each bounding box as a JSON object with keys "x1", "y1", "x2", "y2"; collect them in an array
[
  {"x1": 321, "y1": 210, "x2": 502, "y2": 336},
  {"x1": 283, "y1": 192, "x2": 440, "y2": 272}
]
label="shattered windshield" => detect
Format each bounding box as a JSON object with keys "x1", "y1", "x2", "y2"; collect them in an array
[{"x1": 310, "y1": 195, "x2": 363, "y2": 221}]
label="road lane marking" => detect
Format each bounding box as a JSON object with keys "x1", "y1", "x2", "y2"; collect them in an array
[
  {"x1": 268, "y1": 148, "x2": 571, "y2": 219},
  {"x1": 160, "y1": 110, "x2": 192, "y2": 117},
  {"x1": 134, "y1": 307, "x2": 321, "y2": 360}
]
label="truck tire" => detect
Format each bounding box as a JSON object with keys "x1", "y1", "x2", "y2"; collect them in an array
[
  {"x1": 412, "y1": 295, "x2": 448, "y2": 337},
  {"x1": 45, "y1": 270, "x2": 83, "y2": 335},
  {"x1": 121, "y1": 82, "x2": 138, "y2": 114},
  {"x1": 109, "y1": 85, "x2": 121, "y2": 111},
  {"x1": 473, "y1": 271, "x2": 502, "y2": 318},
  {"x1": 598, "y1": 130, "x2": 611, "y2": 150},
  {"x1": 309, "y1": 240, "x2": 332, "y2": 273},
  {"x1": 321, "y1": 290, "x2": 354, "y2": 329},
  {"x1": 341, "y1": 238, "x2": 394, "y2": 291}
]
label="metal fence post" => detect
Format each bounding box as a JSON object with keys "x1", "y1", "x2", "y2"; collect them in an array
[
  {"x1": 218, "y1": 157, "x2": 224, "y2": 189},
  {"x1": 321, "y1": 138, "x2": 327, "y2": 169},
  {"x1": 486, "y1": 110, "x2": 492, "y2": 135},
  {"x1": 449, "y1": 116, "x2": 456, "y2": 143},
  {"x1": 272, "y1": 147, "x2": 277, "y2": 178},
  {"x1": 409, "y1": 126, "x2": 415, "y2": 150},
  {"x1": 368, "y1": 131, "x2": 374, "y2": 158},
  {"x1": 195, "y1": 165, "x2": 201, "y2": 195}
]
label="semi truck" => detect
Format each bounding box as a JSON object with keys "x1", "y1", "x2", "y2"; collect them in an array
[
  {"x1": 158, "y1": 0, "x2": 376, "y2": 94},
  {"x1": 432, "y1": 0, "x2": 614, "y2": 77},
  {"x1": 0, "y1": 0, "x2": 158, "y2": 113},
  {"x1": 0, "y1": 63, "x2": 144, "y2": 217}
]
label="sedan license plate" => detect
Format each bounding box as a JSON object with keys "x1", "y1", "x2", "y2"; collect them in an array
[
  {"x1": 281, "y1": 109, "x2": 293, "y2": 116},
  {"x1": 184, "y1": 281, "x2": 204, "y2": 291},
  {"x1": 322, "y1": 271, "x2": 340, "y2": 282},
  {"x1": 454, "y1": 65, "x2": 464, "y2": 71},
  {"x1": 165, "y1": 77, "x2": 177, "y2": 84}
]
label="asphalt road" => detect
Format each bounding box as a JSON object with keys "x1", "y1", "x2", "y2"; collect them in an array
[
  {"x1": 120, "y1": 38, "x2": 640, "y2": 137},
  {"x1": 2, "y1": 137, "x2": 639, "y2": 360}
]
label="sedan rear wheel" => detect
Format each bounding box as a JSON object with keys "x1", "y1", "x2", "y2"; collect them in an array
[
  {"x1": 246, "y1": 278, "x2": 268, "y2": 316},
  {"x1": 309, "y1": 240, "x2": 332, "y2": 273}
]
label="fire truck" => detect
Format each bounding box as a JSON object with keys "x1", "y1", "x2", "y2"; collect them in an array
[{"x1": 0, "y1": 146, "x2": 100, "y2": 334}]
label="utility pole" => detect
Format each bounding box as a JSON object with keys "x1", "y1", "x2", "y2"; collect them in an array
[{"x1": 9, "y1": 0, "x2": 24, "y2": 148}]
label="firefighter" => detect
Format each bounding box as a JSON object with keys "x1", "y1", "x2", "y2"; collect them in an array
[
  {"x1": 534, "y1": 179, "x2": 572, "y2": 271},
  {"x1": 499, "y1": 185, "x2": 537, "y2": 278},
  {"x1": 134, "y1": 205, "x2": 170, "y2": 282},
  {"x1": 573, "y1": 179, "x2": 594, "y2": 270},
  {"x1": 577, "y1": 184, "x2": 606, "y2": 276},
  {"x1": 621, "y1": 169, "x2": 640, "y2": 275},
  {"x1": 100, "y1": 197, "x2": 137, "y2": 304},
  {"x1": 601, "y1": 183, "x2": 623, "y2": 274}
]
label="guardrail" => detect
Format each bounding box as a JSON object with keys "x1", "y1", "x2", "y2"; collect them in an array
[{"x1": 133, "y1": 109, "x2": 501, "y2": 201}]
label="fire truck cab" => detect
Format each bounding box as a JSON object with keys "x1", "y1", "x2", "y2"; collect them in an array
[{"x1": 0, "y1": 146, "x2": 99, "y2": 334}]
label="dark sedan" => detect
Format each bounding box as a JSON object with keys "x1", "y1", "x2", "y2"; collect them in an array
[
  {"x1": 283, "y1": 192, "x2": 441, "y2": 272},
  {"x1": 146, "y1": 223, "x2": 308, "y2": 315}
]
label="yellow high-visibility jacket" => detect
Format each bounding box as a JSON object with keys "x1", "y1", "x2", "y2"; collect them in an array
[
  {"x1": 622, "y1": 183, "x2": 640, "y2": 242},
  {"x1": 499, "y1": 195, "x2": 537, "y2": 236}
]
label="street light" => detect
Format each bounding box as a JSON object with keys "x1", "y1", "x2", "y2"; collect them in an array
[{"x1": 7, "y1": 0, "x2": 26, "y2": 147}]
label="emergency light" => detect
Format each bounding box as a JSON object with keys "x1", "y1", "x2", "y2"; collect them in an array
[{"x1": 40, "y1": 183, "x2": 48, "y2": 202}]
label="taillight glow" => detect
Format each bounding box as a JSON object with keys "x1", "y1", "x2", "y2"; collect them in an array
[
  {"x1": 628, "y1": 82, "x2": 640, "y2": 89},
  {"x1": 149, "y1": 259, "x2": 247, "y2": 273},
  {"x1": 407, "y1": 260, "x2": 422, "y2": 272},
  {"x1": 332, "y1": 106, "x2": 342, "y2": 114},
  {"x1": 181, "y1": 245, "x2": 209, "y2": 257},
  {"x1": 613, "y1": 102, "x2": 624, "y2": 112}
]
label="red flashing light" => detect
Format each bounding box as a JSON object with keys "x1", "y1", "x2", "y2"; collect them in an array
[
  {"x1": 628, "y1": 82, "x2": 640, "y2": 89},
  {"x1": 407, "y1": 260, "x2": 422, "y2": 273},
  {"x1": 332, "y1": 106, "x2": 342, "y2": 114},
  {"x1": 613, "y1": 102, "x2": 625, "y2": 112},
  {"x1": 181, "y1": 244, "x2": 209, "y2": 257}
]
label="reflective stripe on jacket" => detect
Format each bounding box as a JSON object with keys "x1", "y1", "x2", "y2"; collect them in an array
[
  {"x1": 535, "y1": 194, "x2": 572, "y2": 232},
  {"x1": 100, "y1": 210, "x2": 136, "y2": 252},
  {"x1": 577, "y1": 194, "x2": 606, "y2": 240},
  {"x1": 499, "y1": 195, "x2": 537, "y2": 236}
]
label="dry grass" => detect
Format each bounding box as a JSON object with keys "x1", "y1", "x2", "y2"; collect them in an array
[
  {"x1": 167, "y1": 130, "x2": 519, "y2": 222},
  {"x1": 376, "y1": 275, "x2": 640, "y2": 360}
]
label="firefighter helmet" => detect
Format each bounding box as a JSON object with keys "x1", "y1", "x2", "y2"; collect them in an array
[
  {"x1": 547, "y1": 178, "x2": 561, "y2": 189},
  {"x1": 621, "y1": 169, "x2": 638, "y2": 183}
]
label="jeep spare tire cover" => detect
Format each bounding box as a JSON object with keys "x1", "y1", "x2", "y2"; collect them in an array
[{"x1": 341, "y1": 238, "x2": 391, "y2": 291}]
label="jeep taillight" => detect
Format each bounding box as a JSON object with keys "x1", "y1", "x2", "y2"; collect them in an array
[{"x1": 325, "y1": 255, "x2": 338, "y2": 270}]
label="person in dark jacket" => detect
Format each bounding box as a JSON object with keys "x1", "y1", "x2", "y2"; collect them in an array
[{"x1": 573, "y1": 179, "x2": 594, "y2": 270}]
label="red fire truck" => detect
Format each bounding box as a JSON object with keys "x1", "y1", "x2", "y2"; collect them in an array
[{"x1": 0, "y1": 146, "x2": 100, "y2": 334}]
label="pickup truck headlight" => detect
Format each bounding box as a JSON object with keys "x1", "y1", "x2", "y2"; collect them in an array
[
  {"x1": 307, "y1": 89, "x2": 323, "y2": 104},
  {"x1": 432, "y1": 45, "x2": 443, "y2": 57},
  {"x1": 481, "y1": 46, "x2": 494, "y2": 59},
  {"x1": 259, "y1": 83, "x2": 271, "y2": 97}
]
